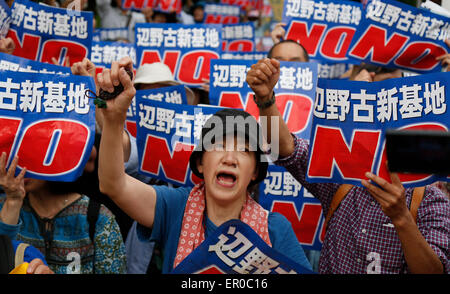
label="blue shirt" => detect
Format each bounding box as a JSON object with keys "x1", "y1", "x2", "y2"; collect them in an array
[{"x1": 137, "y1": 185, "x2": 312, "y2": 273}]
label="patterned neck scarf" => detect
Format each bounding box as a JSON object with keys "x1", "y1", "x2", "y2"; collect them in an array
[{"x1": 173, "y1": 182, "x2": 271, "y2": 268}]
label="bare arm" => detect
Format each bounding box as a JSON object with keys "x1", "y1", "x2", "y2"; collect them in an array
[
  {"x1": 362, "y1": 172, "x2": 444, "y2": 273},
  {"x1": 97, "y1": 58, "x2": 156, "y2": 228},
  {"x1": 246, "y1": 58, "x2": 295, "y2": 158}
]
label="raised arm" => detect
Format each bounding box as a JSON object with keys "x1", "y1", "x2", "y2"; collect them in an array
[
  {"x1": 246, "y1": 58, "x2": 294, "y2": 159},
  {"x1": 97, "y1": 58, "x2": 156, "y2": 228}
]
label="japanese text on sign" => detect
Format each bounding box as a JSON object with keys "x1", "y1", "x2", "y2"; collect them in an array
[{"x1": 314, "y1": 81, "x2": 446, "y2": 123}]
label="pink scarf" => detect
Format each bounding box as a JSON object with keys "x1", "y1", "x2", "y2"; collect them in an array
[{"x1": 173, "y1": 182, "x2": 272, "y2": 268}]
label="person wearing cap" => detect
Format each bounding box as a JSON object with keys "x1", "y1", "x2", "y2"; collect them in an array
[
  {"x1": 134, "y1": 62, "x2": 197, "y2": 105},
  {"x1": 96, "y1": 57, "x2": 312, "y2": 274}
]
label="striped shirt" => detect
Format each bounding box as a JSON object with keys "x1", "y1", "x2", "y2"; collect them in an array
[{"x1": 276, "y1": 135, "x2": 450, "y2": 274}]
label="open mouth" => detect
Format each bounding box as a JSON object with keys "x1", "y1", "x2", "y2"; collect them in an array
[{"x1": 216, "y1": 172, "x2": 237, "y2": 187}]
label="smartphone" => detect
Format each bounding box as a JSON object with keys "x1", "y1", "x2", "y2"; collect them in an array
[{"x1": 385, "y1": 129, "x2": 450, "y2": 175}]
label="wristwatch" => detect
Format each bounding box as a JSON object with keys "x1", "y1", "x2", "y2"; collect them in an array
[{"x1": 253, "y1": 92, "x2": 276, "y2": 109}]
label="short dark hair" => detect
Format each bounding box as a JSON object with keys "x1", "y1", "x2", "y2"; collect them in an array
[{"x1": 267, "y1": 39, "x2": 309, "y2": 61}]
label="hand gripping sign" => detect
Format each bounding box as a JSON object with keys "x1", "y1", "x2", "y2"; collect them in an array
[
  {"x1": 135, "y1": 98, "x2": 222, "y2": 186},
  {"x1": 171, "y1": 219, "x2": 315, "y2": 274},
  {"x1": 7, "y1": 0, "x2": 93, "y2": 67},
  {"x1": 135, "y1": 23, "x2": 222, "y2": 88},
  {"x1": 282, "y1": 0, "x2": 363, "y2": 64},
  {"x1": 0, "y1": 70, "x2": 96, "y2": 182},
  {"x1": 308, "y1": 72, "x2": 450, "y2": 188},
  {"x1": 346, "y1": 0, "x2": 450, "y2": 74}
]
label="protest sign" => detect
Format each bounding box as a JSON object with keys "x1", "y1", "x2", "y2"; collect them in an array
[
  {"x1": 222, "y1": 22, "x2": 255, "y2": 52},
  {"x1": 126, "y1": 85, "x2": 189, "y2": 137},
  {"x1": 347, "y1": 0, "x2": 450, "y2": 73},
  {"x1": 122, "y1": 0, "x2": 182, "y2": 14},
  {"x1": 282, "y1": 0, "x2": 363, "y2": 64},
  {"x1": 221, "y1": 52, "x2": 266, "y2": 60},
  {"x1": 204, "y1": 3, "x2": 241, "y2": 24},
  {"x1": 135, "y1": 23, "x2": 222, "y2": 87},
  {"x1": 209, "y1": 59, "x2": 318, "y2": 139},
  {"x1": 259, "y1": 164, "x2": 324, "y2": 251},
  {"x1": 221, "y1": 0, "x2": 263, "y2": 10},
  {"x1": 0, "y1": 0, "x2": 11, "y2": 38},
  {"x1": 7, "y1": 0, "x2": 93, "y2": 67},
  {"x1": 0, "y1": 52, "x2": 71, "y2": 75},
  {"x1": 93, "y1": 28, "x2": 129, "y2": 42},
  {"x1": 0, "y1": 70, "x2": 96, "y2": 181},
  {"x1": 135, "y1": 98, "x2": 223, "y2": 186},
  {"x1": 91, "y1": 41, "x2": 136, "y2": 75},
  {"x1": 210, "y1": 59, "x2": 322, "y2": 250},
  {"x1": 172, "y1": 219, "x2": 315, "y2": 274},
  {"x1": 308, "y1": 72, "x2": 450, "y2": 188},
  {"x1": 316, "y1": 61, "x2": 351, "y2": 79}
]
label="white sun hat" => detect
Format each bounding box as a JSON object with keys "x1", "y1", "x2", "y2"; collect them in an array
[{"x1": 134, "y1": 62, "x2": 196, "y2": 105}]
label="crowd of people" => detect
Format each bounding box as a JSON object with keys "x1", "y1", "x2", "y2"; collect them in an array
[{"x1": 0, "y1": 0, "x2": 449, "y2": 275}]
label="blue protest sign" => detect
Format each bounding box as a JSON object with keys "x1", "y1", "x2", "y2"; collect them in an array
[
  {"x1": 135, "y1": 23, "x2": 222, "y2": 87},
  {"x1": 347, "y1": 0, "x2": 450, "y2": 73},
  {"x1": 221, "y1": 52, "x2": 266, "y2": 60},
  {"x1": 93, "y1": 28, "x2": 129, "y2": 42},
  {"x1": 259, "y1": 164, "x2": 324, "y2": 251},
  {"x1": 282, "y1": 0, "x2": 363, "y2": 64},
  {"x1": 8, "y1": 0, "x2": 93, "y2": 66},
  {"x1": 0, "y1": 70, "x2": 96, "y2": 182},
  {"x1": 222, "y1": 22, "x2": 255, "y2": 52},
  {"x1": 91, "y1": 41, "x2": 136, "y2": 69},
  {"x1": 126, "y1": 85, "x2": 189, "y2": 137},
  {"x1": 204, "y1": 3, "x2": 241, "y2": 24},
  {"x1": 209, "y1": 59, "x2": 318, "y2": 139},
  {"x1": 172, "y1": 219, "x2": 315, "y2": 274},
  {"x1": 307, "y1": 72, "x2": 450, "y2": 187},
  {"x1": 0, "y1": 52, "x2": 71, "y2": 75},
  {"x1": 135, "y1": 98, "x2": 223, "y2": 186}
]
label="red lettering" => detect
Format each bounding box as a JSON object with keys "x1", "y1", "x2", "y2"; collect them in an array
[
  {"x1": 349, "y1": 25, "x2": 408, "y2": 64},
  {"x1": 7, "y1": 30, "x2": 40, "y2": 60},
  {"x1": 177, "y1": 50, "x2": 219, "y2": 85},
  {"x1": 40, "y1": 40, "x2": 88, "y2": 66},
  {"x1": 308, "y1": 127, "x2": 381, "y2": 179},
  {"x1": 141, "y1": 135, "x2": 194, "y2": 184},
  {"x1": 377, "y1": 123, "x2": 447, "y2": 183},
  {"x1": 272, "y1": 93, "x2": 313, "y2": 134},
  {"x1": 395, "y1": 42, "x2": 447, "y2": 71},
  {"x1": 0, "y1": 117, "x2": 22, "y2": 161},
  {"x1": 122, "y1": 0, "x2": 147, "y2": 9},
  {"x1": 222, "y1": 16, "x2": 239, "y2": 24},
  {"x1": 17, "y1": 120, "x2": 89, "y2": 175},
  {"x1": 139, "y1": 50, "x2": 180, "y2": 75},
  {"x1": 320, "y1": 26, "x2": 355, "y2": 61},
  {"x1": 125, "y1": 120, "x2": 137, "y2": 138},
  {"x1": 218, "y1": 92, "x2": 246, "y2": 109},
  {"x1": 226, "y1": 40, "x2": 254, "y2": 52},
  {"x1": 272, "y1": 201, "x2": 323, "y2": 245},
  {"x1": 205, "y1": 15, "x2": 222, "y2": 24},
  {"x1": 285, "y1": 21, "x2": 326, "y2": 57}
]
